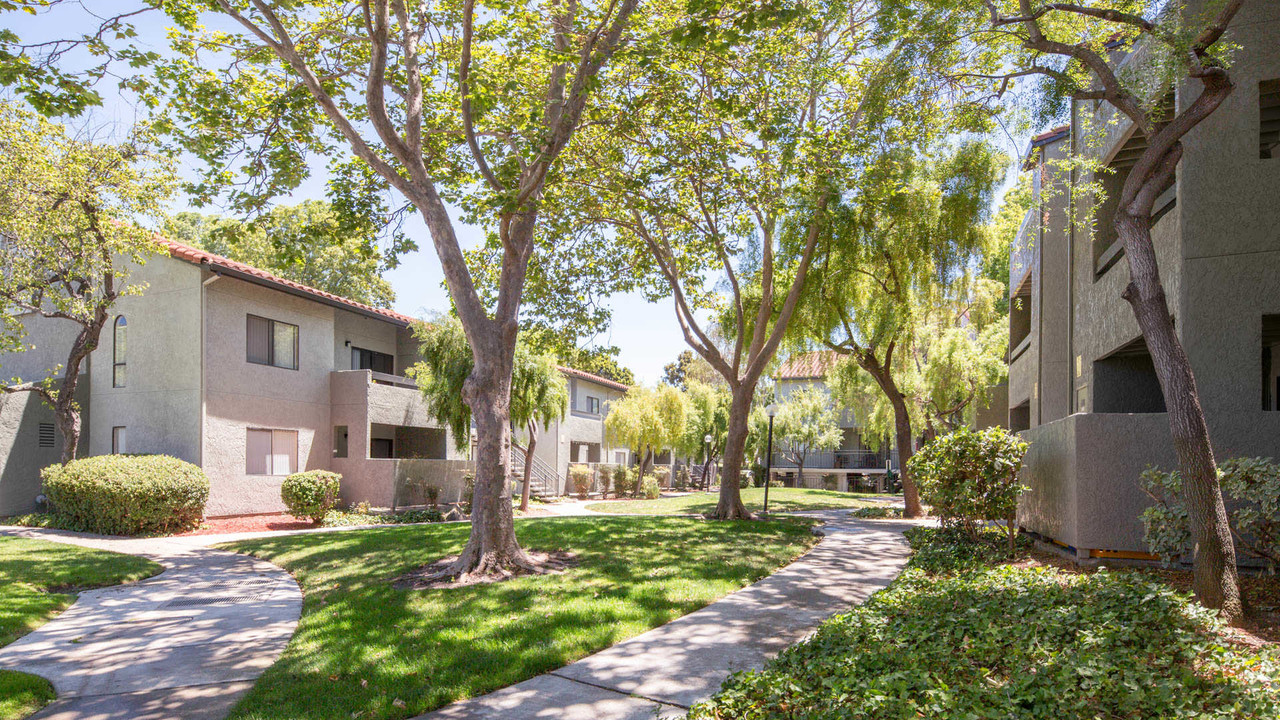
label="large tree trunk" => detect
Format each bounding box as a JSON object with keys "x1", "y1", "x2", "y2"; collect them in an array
[
  {"x1": 519, "y1": 421, "x2": 537, "y2": 512},
  {"x1": 1116, "y1": 207, "x2": 1241, "y2": 620},
  {"x1": 887, "y1": 390, "x2": 922, "y2": 517},
  {"x1": 55, "y1": 320, "x2": 104, "y2": 464},
  {"x1": 439, "y1": 353, "x2": 532, "y2": 579},
  {"x1": 710, "y1": 385, "x2": 752, "y2": 519}
]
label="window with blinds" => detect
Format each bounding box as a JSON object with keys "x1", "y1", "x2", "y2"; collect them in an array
[
  {"x1": 1261, "y1": 79, "x2": 1280, "y2": 159},
  {"x1": 247, "y1": 314, "x2": 299, "y2": 370},
  {"x1": 246, "y1": 428, "x2": 298, "y2": 475}
]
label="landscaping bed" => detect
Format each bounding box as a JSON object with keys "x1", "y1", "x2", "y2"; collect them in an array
[
  {"x1": 0, "y1": 535, "x2": 163, "y2": 720},
  {"x1": 585, "y1": 487, "x2": 887, "y2": 515},
  {"x1": 689, "y1": 527, "x2": 1280, "y2": 719},
  {"x1": 217, "y1": 515, "x2": 817, "y2": 720}
]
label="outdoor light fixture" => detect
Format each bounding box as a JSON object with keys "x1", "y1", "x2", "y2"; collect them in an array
[
  {"x1": 764, "y1": 404, "x2": 778, "y2": 513},
  {"x1": 703, "y1": 433, "x2": 713, "y2": 491}
]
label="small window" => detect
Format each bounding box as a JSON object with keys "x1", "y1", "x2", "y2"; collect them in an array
[
  {"x1": 247, "y1": 315, "x2": 299, "y2": 370},
  {"x1": 246, "y1": 429, "x2": 298, "y2": 475},
  {"x1": 334, "y1": 425, "x2": 348, "y2": 458},
  {"x1": 112, "y1": 316, "x2": 127, "y2": 388},
  {"x1": 1260, "y1": 80, "x2": 1280, "y2": 159},
  {"x1": 1263, "y1": 315, "x2": 1280, "y2": 411},
  {"x1": 38, "y1": 423, "x2": 55, "y2": 448},
  {"x1": 586, "y1": 396, "x2": 600, "y2": 414},
  {"x1": 112, "y1": 426, "x2": 127, "y2": 454}
]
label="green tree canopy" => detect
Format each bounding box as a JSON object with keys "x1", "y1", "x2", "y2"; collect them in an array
[
  {"x1": 605, "y1": 384, "x2": 688, "y2": 484},
  {"x1": 774, "y1": 385, "x2": 843, "y2": 477},
  {"x1": 165, "y1": 201, "x2": 399, "y2": 308}
]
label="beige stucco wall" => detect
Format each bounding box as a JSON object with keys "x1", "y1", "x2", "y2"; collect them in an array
[
  {"x1": 333, "y1": 309, "x2": 400, "y2": 373},
  {"x1": 202, "y1": 275, "x2": 336, "y2": 516}
]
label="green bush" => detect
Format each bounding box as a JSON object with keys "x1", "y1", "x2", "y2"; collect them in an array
[
  {"x1": 674, "y1": 466, "x2": 691, "y2": 491},
  {"x1": 908, "y1": 426, "x2": 1028, "y2": 550},
  {"x1": 41, "y1": 455, "x2": 209, "y2": 535},
  {"x1": 1140, "y1": 456, "x2": 1280, "y2": 569},
  {"x1": 281, "y1": 470, "x2": 342, "y2": 524},
  {"x1": 569, "y1": 464, "x2": 592, "y2": 499},
  {"x1": 614, "y1": 466, "x2": 638, "y2": 496},
  {"x1": 821, "y1": 474, "x2": 839, "y2": 491},
  {"x1": 851, "y1": 506, "x2": 903, "y2": 520},
  {"x1": 653, "y1": 466, "x2": 671, "y2": 487},
  {"x1": 640, "y1": 475, "x2": 661, "y2": 499},
  {"x1": 689, "y1": 526, "x2": 1279, "y2": 720},
  {"x1": 595, "y1": 464, "x2": 614, "y2": 498},
  {"x1": 424, "y1": 484, "x2": 441, "y2": 508}
]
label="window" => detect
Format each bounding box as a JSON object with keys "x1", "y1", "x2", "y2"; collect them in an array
[
  {"x1": 1263, "y1": 315, "x2": 1280, "y2": 411},
  {"x1": 586, "y1": 396, "x2": 600, "y2": 414},
  {"x1": 112, "y1": 426, "x2": 127, "y2": 454},
  {"x1": 334, "y1": 425, "x2": 348, "y2": 458},
  {"x1": 1094, "y1": 337, "x2": 1166, "y2": 413},
  {"x1": 112, "y1": 316, "x2": 127, "y2": 388},
  {"x1": 246, "y1": 429, "x2": 298, "y2": 475},
  {"x1": 38, "y1": 423, "x2": 55, "y2": 448},
  {"x1": 1261, "y1": 80, "x2": 1280, "y2": 159},
  {"x1": 351, "y1": 346, "x2": 394, "y2": 374},
  {"x1": 247, "y1": 315, "x2": 298, "y2": 370},
  {"x1": 371, "y1": 438, "x2": 394, "y2": 459}
]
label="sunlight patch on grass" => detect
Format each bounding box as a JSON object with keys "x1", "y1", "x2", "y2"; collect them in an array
[
  {"x1": 585, "y1": 487, "x2": 887, "y2": 515},
  {"x1": 219, "y1": 516, "x2": 817, "y2": 720}
]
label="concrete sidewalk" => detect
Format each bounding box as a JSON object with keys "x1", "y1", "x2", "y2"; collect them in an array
[
  {"x1": 418, "y1": 513, "x2": 917, "y2": 720},
  {"x1": 0, "y1": 527, "x2": 301, "y2": 720}
]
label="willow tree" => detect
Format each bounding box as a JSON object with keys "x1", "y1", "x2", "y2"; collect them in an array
[
  {"x1": 133, "y1": 0, "x2": 641, "y2": 578},
  {"x1": 604, "y1": 385, "x2": 688, "y2": 488},
  {"x1": 799, "y1": 143, "x2": 1005, "y2": 517},
  {"x1": 0, "y1": 103, "x2": 173, "y2": 463},
  {"x1": 975, "y1": 0, "x2": 1249, "y2": 620},
  {"x1": 774, "y1": 385, "x2": 843, "y2": 485},
  {"x1": 552, "y1": 0, "x2": 984, "y2": 518},
  {"x1": 408, "y1": 318, "x2": 567, "y2": 512}
]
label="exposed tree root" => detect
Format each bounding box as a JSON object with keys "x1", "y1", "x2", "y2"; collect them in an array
[{"x1": 395, "y1": 550, "x2": 578, "y2": 590}]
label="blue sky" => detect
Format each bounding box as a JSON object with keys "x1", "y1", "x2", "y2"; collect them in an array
[{"x1": 7, "y1": 5, "x2": 1026, "y2": 386}]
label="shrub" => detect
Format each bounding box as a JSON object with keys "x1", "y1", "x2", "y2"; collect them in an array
[
  {"x1": 908, "y1": 426, "x2": 1028, "y2": 552},
  {"x1": 653, "y1": 465, "x2": 671, "y2": 487},
  {"x1": 1140, "y1": 456, "x2": 1280, "y2": 569},
  {"x1": 41, "y1": 455, "x2": 209, "y2": 535},
  {"x1": 851, "y1": 506, "x2": 903, "y2": 520},
  {"x1": 424, "y1": 484, "x2": 441, "y2": 509},
  {"x1": 739, "y1": 473, "x2": 750, "y2": 489},
  {"x1": 569, "y1": 464, "x2": 592, "y2": 499},
  {"x1": 821, "y1": 474, "x2": 839, "y2": 491},
  {"x1": 595, "y1": 464, "x2": 614, "y2": 498},
  {"x1": 461, "y1": 472, "x2": 475, "y2": 514},
  {"x1": 281, "y1": 470, "x2": 342, "y2": 524},
  {"x1": 614, "y1": 466, "x2": 637, "y2": 496},
  {"x1": 674, "y1": 466, "x2": 691, "y2": 491},
  {"x1": 640, "y1": 475, "x2": 661, "y2": 499}
]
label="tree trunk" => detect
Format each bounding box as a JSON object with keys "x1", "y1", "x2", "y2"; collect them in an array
[
  {"x1": 520, "y1": 421, "x2": 537, "y2": 513},
  {"x1": 796, "y1": 457, "x2": 805, "y2": 489},
  {"x1": 888, "y1": 390, "x2": 922, "y2": 517},
  {"x1": 710, "y1": 386, "x2": 752, "y2": 519},
  {"x1": 55, "y1": 320, "x2": 104, "y2": 464},
  {"x1": 1116, "y1": 208, "x2": 1242, "y2": 620},
  {"x1": 437, "y1": 354, "x2": 532, "y2": 579},
  {"x1": 702, "y1": 456, "x2": 713, "y2": 491}
]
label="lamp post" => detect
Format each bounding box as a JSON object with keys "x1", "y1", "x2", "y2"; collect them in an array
[
  {"x1": 703, "y1": 433, "x2": 713, "y2": 491},
  {"x1": 764, "y1": 403, "x2": 777, "y2": 514}
]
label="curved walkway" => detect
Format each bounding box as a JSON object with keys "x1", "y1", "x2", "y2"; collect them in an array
[
  {"x1": 0, "y1": 527, "x2": 301, "y2": 720},
  {"x1": 417, "y1": 512, "x2": 919, "y2": 720}
]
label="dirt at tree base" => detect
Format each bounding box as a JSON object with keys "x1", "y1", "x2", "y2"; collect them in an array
[{"x1": 392, "y1": 550, "x2": 579, "y2": 590}]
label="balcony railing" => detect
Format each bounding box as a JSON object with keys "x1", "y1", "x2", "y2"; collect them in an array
[
  {"x1": 1009, "y1": 208, "x2": 1036, "y2": 293},
  {"x1": 370, "y1": 370, "x2": 417, "y2": 389},
  {"x1": 770, "y1": 449, "x2": 896, "y2": 471}
]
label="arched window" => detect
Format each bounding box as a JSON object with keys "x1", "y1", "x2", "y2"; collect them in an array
[{"x1": 112, "y1": 316, "x2": 127, "y2": 388}]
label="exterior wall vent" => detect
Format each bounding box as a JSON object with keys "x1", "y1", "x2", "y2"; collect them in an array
[{"x1": 38, "y1": 423, "x2": 55, "y2": 448}]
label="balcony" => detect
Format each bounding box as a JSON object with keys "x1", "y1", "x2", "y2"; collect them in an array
[
  {"x1": 1009, "y1": 208, "x2": 1036, "y2": 294},
  {"x1": 770, "y1": 449, "x2": 896, "y2": 472}
]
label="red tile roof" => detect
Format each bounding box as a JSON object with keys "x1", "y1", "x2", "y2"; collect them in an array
[
  {"x1": 159, "y1": 236, "x2": 419, "y2": 326},
  {"x1": 558, "y1": 365, "x2": 630, "y2": 392},
  {"x1": 777, "y1": 350, "x2": 839, "y2": 380},
  {"x1": 1023, "y1": 124, "x2": 1070, "y2": 169}
]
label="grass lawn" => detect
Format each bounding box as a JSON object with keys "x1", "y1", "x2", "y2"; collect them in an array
[
  {"x1": 689, "y1": 528, "x2": 1280, "y2": 719},
  {"x1": 585, "y1": 487, "x2": 888, "y2": 515},
  {"x1": 219, "y1": 515, "x2": 818, "y2": 720},
  {"x1": 0, "y1": 536, "x2": 163, "y2": 720}
]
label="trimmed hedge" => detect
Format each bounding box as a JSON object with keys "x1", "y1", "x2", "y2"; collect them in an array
[
  {"x1": 42, "y1": 455, "x2": 209, "y2": 535},
  {"x1": 281, "y1": 470, "x2": 342, "y2": 524}
]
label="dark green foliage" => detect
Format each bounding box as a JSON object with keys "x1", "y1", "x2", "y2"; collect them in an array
[
  {"x1": 41, "y1": 455, "x2": 209, "y2": 535},
  {"x1": 689, "y1": 528, "x2": 1279, "y2": 720},
  {"x1": 321, "y1": 508, "x2": 444, "y2": 528},
  {"x1": 908, "y1": 426, "x2": 1027, "y2": 546},
  {"x1": 850, "y1": 506, "x2": 903, "y2": 520},
  {"x1": 281, "y1": 470, "x2": 343, "y2": 524}
]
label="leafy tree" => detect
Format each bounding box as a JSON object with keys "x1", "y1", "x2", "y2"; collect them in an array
[
  {"x1": 555, "y1": 0, "x2": 984, "y2": 519},
  {"x1": 407, "y1": 317, "x2": 567, "y2": 512},
  {"x1": 800, "y1": 143, "x2": 1005, "y2": 517},
  {"x1": 164, "y1": 202, "x2": 401, "y2": 308},
  {"x1": 663, "y1": 350, "x2": 723, "y2": 391},
  {"x1": 977, "y1": 0, "x2": 1249, "y2": 620},
  {"x1": 604, "y1": 385, "x2": 688, "y2": 492},
  {"x1": 679, "y1": 380, "x2": 732, "y2": 489},
  {"x1": 774, "y1": 385, "x2": 843, "y2": 486},
  {"x1": 0, "y1": 102, "x2": 174, "y2": 462},
  {"x1": 519, "y1": 325, "x2": 636, "y2": 386},
  {"x1": 119, "y1": 0, "x2": 642, "y2": 578}
]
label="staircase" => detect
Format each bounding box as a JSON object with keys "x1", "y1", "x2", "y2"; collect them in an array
[{"x1": 510, "y1": 444, "x2": 562, "y2": 498}]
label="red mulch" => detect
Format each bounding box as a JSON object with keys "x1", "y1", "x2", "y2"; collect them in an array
[{"x1": 179, "y1": 513, "x2": 319, "y2": 536}]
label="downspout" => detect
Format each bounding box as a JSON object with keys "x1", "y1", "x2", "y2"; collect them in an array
[{"x1": 199, "y1": 263, "x2": 221, "y2": 467}]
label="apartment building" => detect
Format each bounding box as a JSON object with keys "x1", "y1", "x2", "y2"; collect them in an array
[{"x1": 1009, "y1": 3, "x2": 1280, "y2": 558}]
